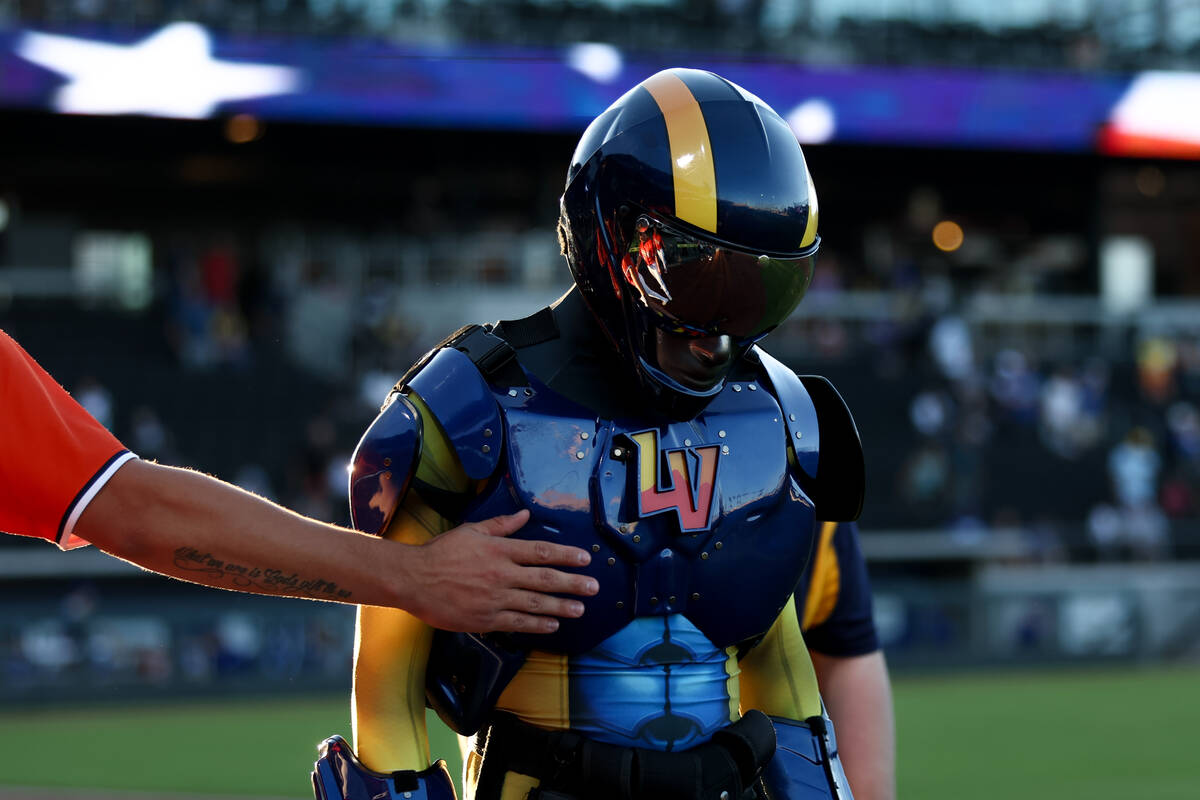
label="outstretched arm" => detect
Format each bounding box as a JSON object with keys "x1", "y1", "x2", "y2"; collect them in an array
[
  {"x1": 77, "y1": 458, "x2": 597, "y2": 633},
  {"x1": 2, "y1": 328, "x2": 596, "y2": 632}
]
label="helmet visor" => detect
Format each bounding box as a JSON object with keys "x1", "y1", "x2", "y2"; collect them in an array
[{"x1": 619, "y1": 214, "x2": 816, "y2": 344}]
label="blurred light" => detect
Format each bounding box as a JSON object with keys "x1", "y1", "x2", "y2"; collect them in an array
[
  {"x1": 1100, "y1": 71, "x2": 1200, "y2": 158},
  {"x1": 225, "y1": 114, "x2": 262, "y2": 144},
  {"x1": 0, "y1": 199, "x2": 8, "y2": 232},
  {"x1": 786, "y1": 98, "x2": 836, "y2": 144},
  {"x1": 1100, "y1": 236, "x2": 1153, "y2": 314},
  {"x1": 566, "y1": 43, "x2": 623, "y2": 84},
  {"x1": 1135, "y1": 165, "x2": 1166, "y2": 197},
  {"x1": 15, "y1": 23, "x2": 303, "y2": 119},
  {"x1": 932, "y1": 220, "x2": 964, "y2": 252},
  {"x1": 73, "y1": 231, "x2": 153, "y2": 311}
]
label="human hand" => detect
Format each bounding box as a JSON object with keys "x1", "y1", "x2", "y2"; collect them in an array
[{"x1": 399, "y1": 509, "x2": 599, "y2": 633}]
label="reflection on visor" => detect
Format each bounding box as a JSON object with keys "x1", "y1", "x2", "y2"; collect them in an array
[{"x1": 619, "y1": 215, "x2": 816, "y2": 341}]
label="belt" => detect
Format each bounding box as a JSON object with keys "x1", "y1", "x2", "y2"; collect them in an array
[{"x1": 472, "y1": 710, "x2": 777, "y2": 800}]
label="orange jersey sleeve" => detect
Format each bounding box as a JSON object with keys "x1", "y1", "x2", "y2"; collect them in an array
[{"x1": 0, "y1": 329, "x2": 133, "y2": 549}]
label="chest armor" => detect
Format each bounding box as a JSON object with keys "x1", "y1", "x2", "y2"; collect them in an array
[{"x1": 464, "y1": 370, "x2": 818, "y2": 655}]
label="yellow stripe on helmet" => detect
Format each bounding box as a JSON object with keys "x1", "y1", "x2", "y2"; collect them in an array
[{"x1": 642, "y1": 71, "x2": 718, "y2": 233}]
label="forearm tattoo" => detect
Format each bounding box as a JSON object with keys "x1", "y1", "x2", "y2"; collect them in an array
[{"x1": 173, "y1": 547, "x2": 353, "y2": 600}]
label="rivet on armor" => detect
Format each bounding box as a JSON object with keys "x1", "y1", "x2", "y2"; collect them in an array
[
  {"x1": 692, "y1": 593, "x2": 700, "y2": 601},
  {"x1": 383, "y1": 457, "x2": 392, "y2": 467},
  {"x1": 509, "y1": 389, "x2": 519, "y2": 397},
  {"x1": 607, "y1": 557, "x2": 616, "y2": 566},
  {"x1": 483, "y1": 428, "x2": 493, "y2": 438},
  {"x1": 580, "y1": 432, "x2": 590, "y2": 440},
  {"x1": 722, "y1": 446, "x2": 730, "y2": 455},
  {"x1": 576, "y1": 451, "x2": 586, "y2": 460},
  {"x1": 668, "y1": 595, "x2": 676, "y2": 604},
  {"x1": 632, "y1": 534, "x2": 641, "y2": 543},
  {"x1": 732, "y1": 384, "x2": 742, "y2": 392},
  {"x1": 613, "y1": 447, "x2": 625, "y2": 458},
  {"x1": 718, "y1": 430, "x2": 726, "y2": 438},
  {"x1": 684, "y1": 438, "x2": 692, "y2": 446},
  {"x1": 715, "y1": 541, "x2": 723, "y2": 550},
  {"x1": 701, "y1": 552, "x2": 709, "y2": 560},
  {"x1": 650, "y1": 596, "x2": 659, "y2": 604},
  {"x1": 795, "y1": 431, "x2": 803, "y2": 439},
  {"x1": 748, "y1": 384, "x2": 757, "y2": 391},
  {"x1": 789, "y1": 413, "x2": 796, "y2": 421},
  {"x1": 591, "y1": 544, "x2": 600, "y2": 553},
  {"x1": 619, "y1": 524, "x2": 628, "y2": 533},
  {"x1": 524, "y1": 388, "x2": 533, "y2": 396},
  {"x1": 482, "y1": 444, "x2": 491, "y2": 454},
  {"x1": 616, "y1": 601, "x2": 624, "y2": 609}
]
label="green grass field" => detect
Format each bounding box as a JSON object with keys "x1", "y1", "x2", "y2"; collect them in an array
[{"x1": 2, "y1": 665, "x2": 1198, "y2": 799}]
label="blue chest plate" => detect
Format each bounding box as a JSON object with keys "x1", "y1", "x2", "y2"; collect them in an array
[{"x1": 464, "y1": 375, "x2": 817, "y2": 655}]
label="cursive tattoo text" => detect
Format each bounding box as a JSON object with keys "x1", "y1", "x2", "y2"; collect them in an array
[{"x1": 173, "y1": 547, "x2": 353, "y2": 600}]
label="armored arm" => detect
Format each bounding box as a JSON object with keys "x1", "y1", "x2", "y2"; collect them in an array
[
  {"x1": 348, "y1": 345, "x2": 530, "y2": 748},
  {"x1": 338, "y1": 350, "x2": 491, "y2": 783},
  {"x1": 351, "y1": 390, "x2": 473, "y2": 775}
]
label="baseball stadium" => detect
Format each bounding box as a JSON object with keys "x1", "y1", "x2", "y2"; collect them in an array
[{"x1": 1, "y1": 2, "x2": 1199, "y2": 799}]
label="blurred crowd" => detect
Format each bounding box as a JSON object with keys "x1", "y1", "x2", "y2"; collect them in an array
[
  {"x1": 784, "y1": 248, "x2": 1200, "y2": 561},
  {"x1": 0, "y1": 583, "x2": 353, "y2": 699},
  {"x1": 6, "y1": 205, "x2": 1195, "y2": 565},
  {"x1": 4, "y1": 0, "x2": 1199, "y2": 72}
]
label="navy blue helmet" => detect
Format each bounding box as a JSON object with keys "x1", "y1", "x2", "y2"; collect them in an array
[{"x1": 559, "y1": 68, "x2": 820, "y2": 418}]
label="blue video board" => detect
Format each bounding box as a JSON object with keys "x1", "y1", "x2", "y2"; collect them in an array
[{"x1": 2, "y1": 22, "x2": 1198, "y2": 157}]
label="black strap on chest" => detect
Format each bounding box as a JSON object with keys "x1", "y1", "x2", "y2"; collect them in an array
[
  {"x1": 392, "y1": 307, "x2": 558, "y2": 401},
  {"x1": 452, "y1": 325, "x2": 525, "y2": 387}
]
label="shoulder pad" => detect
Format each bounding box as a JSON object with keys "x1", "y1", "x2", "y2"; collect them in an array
[
  {"x1": 349, "y1": 393, "x2": 422, "y2": 536},
  {"x1": 407, "y1": 346, "x2": 504, "y2": 481},
  {"x1": 799, "y1": 374, "x2": 865, "y2": 522},
  {"x1": 755, "y1": 347, "x2": 820, "y2": 479},
  {"x1": 754, "y1": 348, "x2": 865, "y2": 522}
]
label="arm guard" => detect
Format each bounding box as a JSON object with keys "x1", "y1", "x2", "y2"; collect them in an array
[
  {"x1": 349, "y1": 393, "x2": 422, "y2": 536},
  {"x1": 763, "y1": 714, "x2": 854, "y2": 800},
  {"x1": 348, "y1": 345, "x2": 505, "y2": 535},
  {"x1": 312, "y1": 736, "x2": 456, "y2": 800}
]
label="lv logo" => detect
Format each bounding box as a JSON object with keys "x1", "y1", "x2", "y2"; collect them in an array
[{"x1": 628, "y1": 430, "x2": 720, "y2": 532}]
